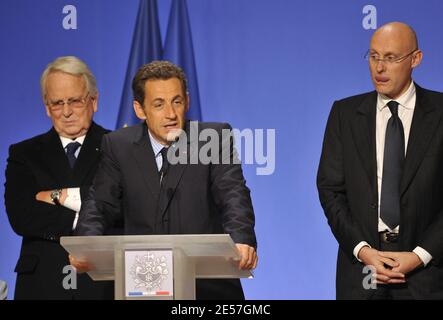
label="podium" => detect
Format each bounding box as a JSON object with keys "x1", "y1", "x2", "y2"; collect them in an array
[{"x1": 60, "y1": 234, "x2": 252, "y2": 300}]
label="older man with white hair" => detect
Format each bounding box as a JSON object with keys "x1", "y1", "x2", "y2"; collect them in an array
[{"x1": 4, "y1": 56, "x2": 113, "y2": 299}]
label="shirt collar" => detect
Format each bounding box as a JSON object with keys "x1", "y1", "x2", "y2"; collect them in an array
[
  {"x1": 148, "y1": 130, "x2": 168, "y2": 157},
  {"x1": 377, "y1": 81, "x2": 416, "y2": 111},
  {"x1": 59, "y1": 135, "x2": 86, "y2": 149}
]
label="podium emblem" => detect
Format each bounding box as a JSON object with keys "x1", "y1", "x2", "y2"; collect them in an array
[
  {"x1": 125, "y1": 250, "x2": 174, "y2": 297},
  {"x1": 130, "y1": 253, "x2": 169, "y2": 290}
]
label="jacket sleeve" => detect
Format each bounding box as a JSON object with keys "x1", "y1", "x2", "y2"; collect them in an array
[
  {"x1": 4, "y1": 144, "x2": 75, "y2": 240},
  {"x1": 210, "y1": 123, "x2": 257, "y2": 248},
  {"x1": 317, "y1": 102, "x2": 366, "y2": 258},
  {"x1": 418, "y1": 210, "x2": 443, "y2": 265},
  {"x1": 75, "y1": 134, "x2": 123, "y2": 236}
]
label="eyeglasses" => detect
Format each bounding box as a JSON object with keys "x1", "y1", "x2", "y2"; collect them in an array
[
  {"x1": 364, "y1": 49, "x2": 418, "y2": 65},
  {"x1": 47, "y1": 92, "x2": 91, "y2": 111}
]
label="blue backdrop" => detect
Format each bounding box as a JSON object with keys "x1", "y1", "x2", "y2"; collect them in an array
[{"x1": 1, "y1": 0, "x2": 443, "y2": 299}]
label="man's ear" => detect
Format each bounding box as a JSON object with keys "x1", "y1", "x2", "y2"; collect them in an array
[
  {"x1": 411, "y1": 50, "x2": 423, "y2": 69},
  {"x1": 43, "y1": 96, "x2": 51, "y2": 117},
  {"x1": 92, "y1": 92, "x2": 99, "y2": 112},
  {"x1": 45, "y1": 105, "x2": 51, "y2": 117},
  {"x1": 185, "y1": 93, "x2": 190, "y2": 113},
  {"x1": 133, "y1": 101, "x2": 147, "y2": 120}
]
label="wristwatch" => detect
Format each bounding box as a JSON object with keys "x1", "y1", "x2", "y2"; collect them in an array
[{"x1": 50, "y1": 189, "x2": 63, "y2": 205}]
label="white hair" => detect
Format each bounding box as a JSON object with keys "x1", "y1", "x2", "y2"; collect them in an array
[{"x1": 40, "y1": 56, "x2": 98, "y2": 100}]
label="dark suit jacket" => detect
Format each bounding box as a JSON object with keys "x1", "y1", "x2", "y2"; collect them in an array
[
  {"x1": 76, "y1": 121, "x2": 257, "y2": 299},
  {"x1": 4, "y1": 122, "x2": 114, "y2": 299},
  {"x1": 317, "y1": 84, "x2": 443, "y2": 299}
]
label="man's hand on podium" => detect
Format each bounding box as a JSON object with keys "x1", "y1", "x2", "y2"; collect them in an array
[
  {"x1": 235, "y1": 243, "x2": 258, "y2": 270},
  {"x1": 69, "y1": 255, "x2": 93, "y2": 274}
]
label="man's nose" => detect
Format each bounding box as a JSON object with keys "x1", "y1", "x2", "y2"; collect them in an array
[
  {"x1": 165, "y1": 103, "x2": 177, "y2": 119},
  {"x1": 376, "y1": 60, "x2": 386, "y2": 73},
  {"x1": 62, "y1": 103, "x2": 73, "y2": 117}
]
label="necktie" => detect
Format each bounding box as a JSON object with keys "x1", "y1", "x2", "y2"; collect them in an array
[
  {"x1": 66, "y1": 141, "x2": 81, "y2": 168},
  {"x1": 380, "y1": 101, "x2": 404, "y2": 230},
  {"x1": 159, "y1": 147, "x2": 169, "y2": 182}
]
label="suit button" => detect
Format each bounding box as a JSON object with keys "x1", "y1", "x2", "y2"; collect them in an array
[{"x1": 370, "y1": 203, "x2": 377, "y2": 209}]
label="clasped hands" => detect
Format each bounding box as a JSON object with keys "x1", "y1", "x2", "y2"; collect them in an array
[{"x1": 358, "y1": 246, "x2": 423, "y2": 284}]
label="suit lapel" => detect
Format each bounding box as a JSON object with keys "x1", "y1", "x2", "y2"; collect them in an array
[
  {"x1": 72, "y1": 122, "x2": 103, "y2": 185},
  {"x1": 350, "y1": 92, "x2": 378, "y2": 195},
  {"x1": 38, "y1": 128, "x2": 72, "y2": 185},
  {"x1": 131, "y1": 123, "x2": 161, "y2": 198},
  {"x1": 400, "y1": 85, "x2": 440, "y2": 196}
]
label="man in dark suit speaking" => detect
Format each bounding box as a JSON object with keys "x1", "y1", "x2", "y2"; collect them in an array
[
  {"x1": 4, "y1": 56, "x2": 112, "y2": 299},
  {"x1": 72, "y1": 61, "x2": 258, "y2": 300},
  {"x1": 318, "y1": 22, "x2": 443, "y2": 299}
]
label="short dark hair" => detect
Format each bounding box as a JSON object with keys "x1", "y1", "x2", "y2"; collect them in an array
[{"x1": 132, "y1": 60, "x2": 188, "y2": 105}]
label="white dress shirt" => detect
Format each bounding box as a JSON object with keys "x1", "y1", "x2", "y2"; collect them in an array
[
  {"x1": 353, "y1": 82, "x2": 432, "y2": 266},
  {"x1": 59, "y1": 135, "x2": 85, "y2": 229}
]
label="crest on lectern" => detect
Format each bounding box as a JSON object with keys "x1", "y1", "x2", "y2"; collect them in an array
[{"x1": 125, "y1": 250, "x2": 173, "y2": 298}]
